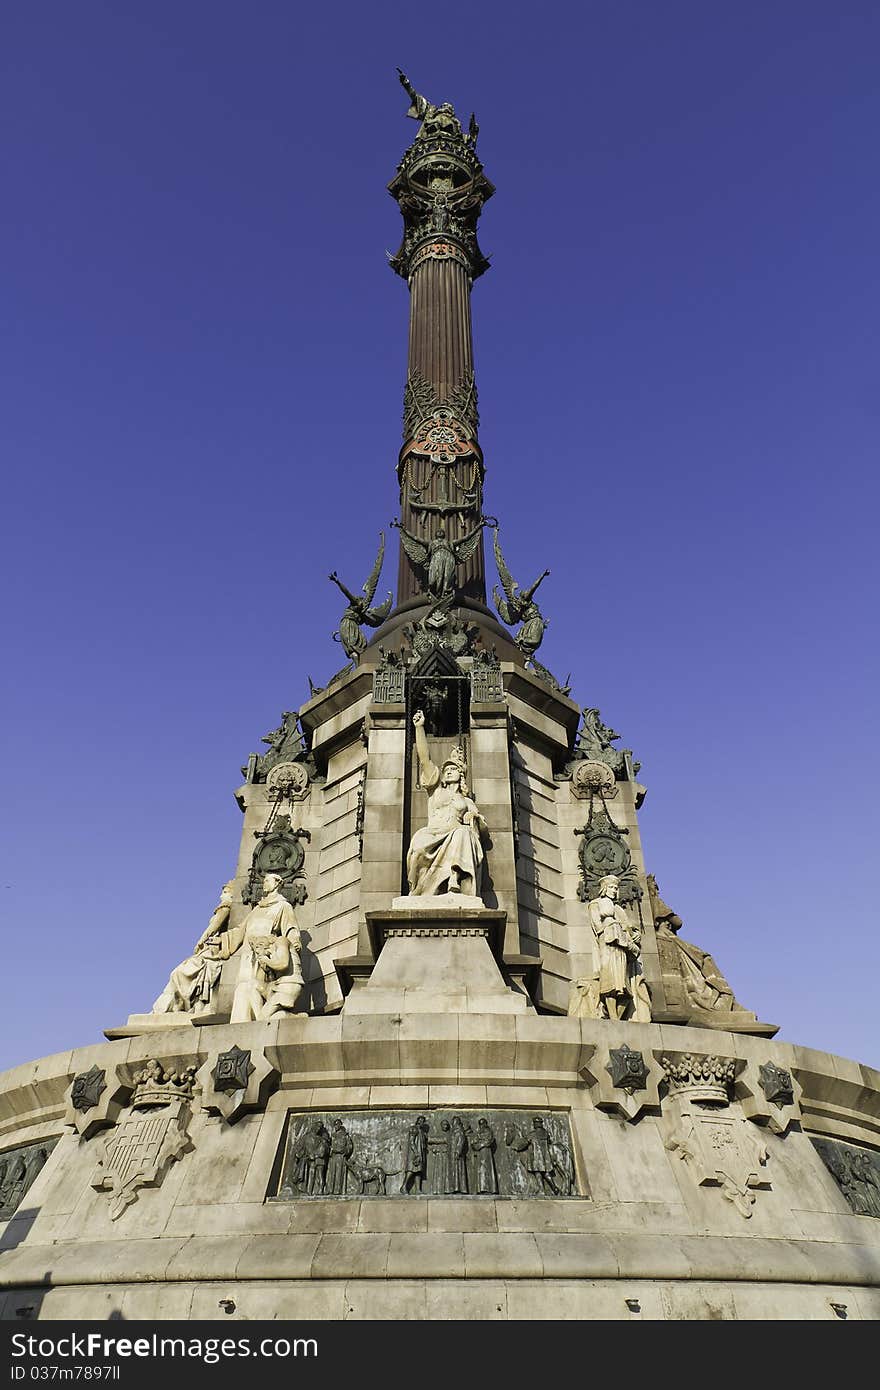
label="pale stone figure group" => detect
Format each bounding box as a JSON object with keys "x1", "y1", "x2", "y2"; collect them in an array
[
  {"x1": 152, "y1": 872, "x2": 303, "y2": 1023},
  {"x1": 152, "y1": 705, "x2": 492, "y2": 1019},
  {"x1": 648, "y1": 873, "x2": 753, "y2": 1017}
]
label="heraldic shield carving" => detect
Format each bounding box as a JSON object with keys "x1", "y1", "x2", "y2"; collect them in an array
[{"x1": 91, "y1": 1062, "x2": 196, "y2": 1220}]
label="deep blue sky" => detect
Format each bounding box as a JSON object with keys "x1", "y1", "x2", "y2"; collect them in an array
[{"x1": 2, "y1": 3, "x2": 878, "y2": 1072}]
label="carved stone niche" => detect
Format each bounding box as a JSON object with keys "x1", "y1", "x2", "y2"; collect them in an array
[
  {"x1": 64, "y1": 1064, "x2": 130, "y2": 1141},
  {"x1": 195, "y1": 1044, "x2": 278, "y2": 1126},
  {"x1": 659, "y1": 1052, "x2": 772, "y2": 1220},
  {"x1": 737, "y1": 1059, "x2": 802, "y2": 1137},
  {"x1": 580, "y1": 1043, "x2": 663, "y2": 1123}
]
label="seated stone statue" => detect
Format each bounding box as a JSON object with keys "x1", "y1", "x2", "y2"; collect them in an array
[
  {"x1": 227, "y1": 872, "x2": 304, "y2": 1022},
  {"x1": 152, "y1": 881, "x2": 235, "y2": 1015},
  {"x1": 647, "y1": 873, "x2": 752, "y2": 1016},
  {"x1": 404, "y1": 710, "x2": 487, "y2": 900}
]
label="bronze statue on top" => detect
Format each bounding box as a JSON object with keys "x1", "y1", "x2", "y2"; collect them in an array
[{"x1": 397, "y1": 69, "x2": 469, "y2": 141}]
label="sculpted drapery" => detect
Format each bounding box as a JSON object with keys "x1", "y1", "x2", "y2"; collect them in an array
[{"x1": 405, "y1": 710, "x2": 486, "y2": 899}]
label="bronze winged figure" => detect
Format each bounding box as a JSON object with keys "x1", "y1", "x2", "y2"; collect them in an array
[
  {"x1": 329, "y1": 532, "x2": 393, "y2": 660},
  {"x1": 392, "y1": 517, "x2": 487, "y2": 601},
  {"x1": 492, "y1": 528, "x2": 550, "y2": 657}
]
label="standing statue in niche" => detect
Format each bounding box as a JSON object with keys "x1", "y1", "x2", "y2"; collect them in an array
[
  {"x1": 226, "y1": 873, "x2": 304, "y2": 1023},
  {"x1": 405, "y1": 710, "x2": 487, "y2": 899},
  {"x1": 587, "y1": 874, "x2": 651, "y2": 1022},
  {"x1": 151, "y1": 881, "x2": 235, "y2": 1015},
  {"x1": 328, "y1": 532, "x2": 393, "y2": 661}
]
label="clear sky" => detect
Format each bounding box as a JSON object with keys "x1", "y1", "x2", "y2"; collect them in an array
[{"x1": 2, "y1": 2, "x2": 878, "y2": 1073}]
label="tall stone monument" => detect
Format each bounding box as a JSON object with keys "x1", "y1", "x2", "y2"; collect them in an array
[{"x1": 1, "y1": 77, "x2": 878, "y2": 1322}]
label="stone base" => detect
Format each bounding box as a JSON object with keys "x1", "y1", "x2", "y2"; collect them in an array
[
  {"x1": 104, "y1": 1011, "x2": 229, "y2": 1041},
  {"x1": 343, "y1": 907, "x2": 531, "y2": 1015},
  {"x1": 2, "y1": 1016, "x2": 879, "y2": 1321},
  {"x1": 652, "y1": 1006, "x2": 778, "y2": 1037},
  {"x1": 392, "y1": 892, "x2": 485, "y2": 911}
]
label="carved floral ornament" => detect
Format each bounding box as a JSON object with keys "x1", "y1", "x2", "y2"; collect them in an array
[
  {"x1": 571, "y1": 760, "x2": 617, "y2": 801},
  {"x1": 266, "y1": 760, "x2": 310, "y2": 803}
]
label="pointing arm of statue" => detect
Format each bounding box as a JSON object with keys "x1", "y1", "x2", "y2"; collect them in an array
[
  {"x1": 328, "y1": 572, "x2": 360, "y2": 607},
  {"x1": 397, "y1": 68, "x2": 430, "y2": 123},
  {"x1": 397, "y1": 68, "x2": 414, "y2": 96},
  {"x1": 412, "y1": 710, "x2": 439, "y2": 787}
]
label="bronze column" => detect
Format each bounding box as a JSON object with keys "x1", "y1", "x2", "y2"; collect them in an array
[{"x1": 388, "y1": 85, "x2": 494, "y2": 608}]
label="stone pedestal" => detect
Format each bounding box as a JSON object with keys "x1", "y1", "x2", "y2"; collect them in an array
[
  {"x1": 342, "y1": 905, "x2": 532, "y2": 1014},
  {"x1": 104, "y1": 1011, "x2": 229, "y2": 1041}
]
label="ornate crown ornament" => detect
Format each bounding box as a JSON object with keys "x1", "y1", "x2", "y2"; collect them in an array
[
  {"x1": 130, "y1": 1061, "x2": 198, "y2": 1110},
  {"x1": 661, "y1": 1053, "x2": 736, "y2": 1107}
]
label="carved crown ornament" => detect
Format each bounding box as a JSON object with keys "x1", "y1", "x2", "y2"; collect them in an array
[
  {"x1": 659, "y1": 1053, "x2": 773, "y2": 1220},
  {"x1": 660, "y1": 1053, "x2": 737, "y2": 1107},
  {"x1": 129, "y1": 1060, "x2": 199, "y2": 1110}
]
